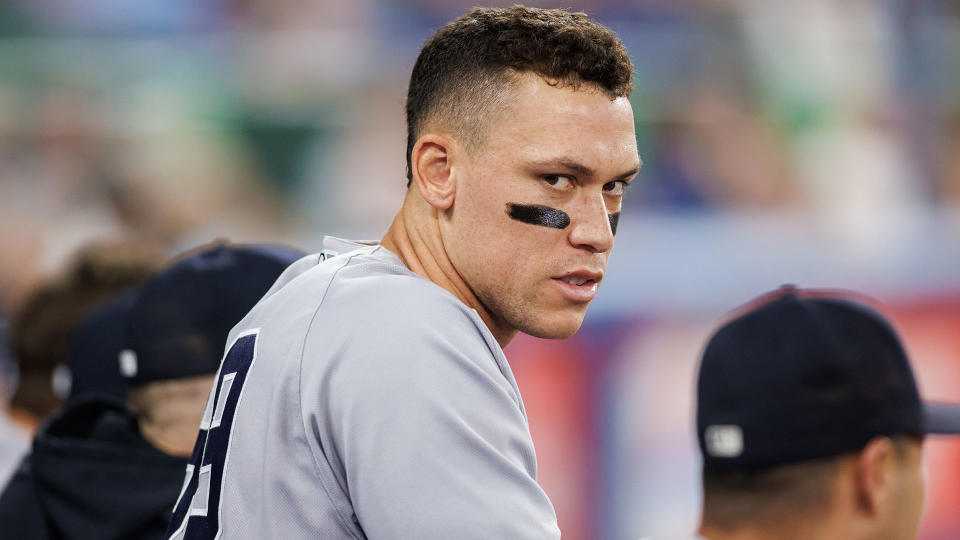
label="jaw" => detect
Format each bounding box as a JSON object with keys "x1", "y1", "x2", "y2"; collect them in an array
[
  {"x1": 513, "y1": 302, "x2": 590, "y2": 340},
  {"x1": 518, "y1": 318, "x2": 584, "y2": 340},
  {"x1": 468, "y1": 276, "x2": 592, "y2": 342}
]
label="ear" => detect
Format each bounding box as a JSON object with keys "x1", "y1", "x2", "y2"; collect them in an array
[
  {"x1": 410, "y1": 133, "x2": 457, "y2": 210},
  {"x1": 854, "y1": 437, "x2": 895, "y2": 517}
]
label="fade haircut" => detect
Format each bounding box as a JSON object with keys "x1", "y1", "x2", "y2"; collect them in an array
[
  {"x1": 404, "y1": 5, "x2": 634, "y2": 185},
  {"x1": 701, "y1": 435, "x2": 922, "y2": 531},
  {"x1": 701, "y1": 455, "x2": 843, "y2": 531}
]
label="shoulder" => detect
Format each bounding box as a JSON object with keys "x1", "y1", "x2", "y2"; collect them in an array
[
  {"x1": 250, "y1": 246, "x2": 482, "y2": 334},
  {"x1": 302, "y1": 249, "x2": 515, "y2": 398},
  {"x1": 232, "y1": 248, "x2": 377, "y2": 337},
  {"x1": 259, "y1": 247, "x2": 517, "y2": 402},
  {"x1": 321, "y1": 247, "x2": 487, "y2": 338},
  {"x1": 39, "y1": 397, "x2": 131, "y2": 439}
]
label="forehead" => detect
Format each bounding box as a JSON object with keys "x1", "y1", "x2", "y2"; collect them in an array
[{"x1": 479, "y1": 73, "x2": 638, "y2": 170}]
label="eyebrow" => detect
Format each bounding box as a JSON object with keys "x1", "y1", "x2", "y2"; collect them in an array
[{"x1": 527, "y1": 157, "x2": 642, "y2": 181}]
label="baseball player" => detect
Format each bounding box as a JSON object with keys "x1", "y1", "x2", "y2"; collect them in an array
[
  {"x1": 168, "y1": 6, "x2": 639, "y2": 539},
  {"x1": 693, "y1": 288, "x2": 960, "y2": 540}
]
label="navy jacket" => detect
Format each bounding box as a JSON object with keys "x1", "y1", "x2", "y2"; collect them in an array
[{"x1": 0, "y1": 398, "x2": 187, "y2": 539}]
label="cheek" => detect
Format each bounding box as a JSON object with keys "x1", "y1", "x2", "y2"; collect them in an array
[
  {"x1": 902, "y1": 460, "x2": 926, "y2": 530},
  {"x1": 456, "y1": 204, "x2": 527, "y2": 253},
  {"x1": 454, "y1": 176, "x2": 510, "y2": 234},
  {"x1": 458, "y1": 195, "x2": 555, "y2": 248},
  {"x1": 451, "y1": 172, "x2": 568, "y2": 266}
]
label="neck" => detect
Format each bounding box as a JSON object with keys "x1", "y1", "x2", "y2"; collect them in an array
[
  {"x1": 380, "y1": 191, "x2": 518, "y2": 348},
  {"x1": 138, "y1": 413, "x2": 200, "y2": 458},
  {"x1": 699, "y1": 516, "x2": 845, "y2": 540},
  {"x1": 131, "y1": 380, "x2": 211, "y2": 458}
]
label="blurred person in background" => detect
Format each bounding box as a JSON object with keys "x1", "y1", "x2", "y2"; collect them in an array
[
  {"x1": 0, "y1": 319, "x2": 27, "y2": 486},
  {"x1": 0, "y1": 241, "x2": 303, "y2": 540},
  {"x1": 5, "y1": 240, "x2": 162, "y2": 434},
  {"x1": 693, "y1": 288, "x2": 960, "y2": 540}
]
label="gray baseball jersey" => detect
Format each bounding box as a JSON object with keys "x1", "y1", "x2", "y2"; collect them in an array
[{"x1": 167, "y1": 237, "x2": 561, "y2": 539}]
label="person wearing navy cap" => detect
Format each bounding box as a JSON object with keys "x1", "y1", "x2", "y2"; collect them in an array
[
  {"x1": 695, "y1": 287, "x2": 960, "y2": 540},
  {"x1": 0, "y1": 241, "x2": 303, "y2": 540},
  {"x1": 118, "y1": 241, "x2": 303, "y2": 457}
]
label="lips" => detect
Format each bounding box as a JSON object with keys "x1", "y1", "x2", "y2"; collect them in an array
[
  {"x1": 552, "y1": 269, "x2": 603, "y2": 302},
  {"x1": 555, "y1": 270, "x2": 603, "y2": 285}
]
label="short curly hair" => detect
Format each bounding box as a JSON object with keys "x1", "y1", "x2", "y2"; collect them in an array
[{"x1": 405, "y1": 5, "x2": 633, "y2": 184}]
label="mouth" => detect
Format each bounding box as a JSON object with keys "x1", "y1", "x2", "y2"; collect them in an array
[{"x1": 551, "y1": 270, "x2": 603, "y2": 302}]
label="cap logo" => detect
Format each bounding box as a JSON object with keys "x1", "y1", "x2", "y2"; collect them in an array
[
  {"x1": 705, "y1": 425, "x2": 744, "y2": 457},
  {"x1": 51, "y1": 363, "x2": 72, "y2": 400},
  {"x1": 119, "y1": 349, "x2": 138, "y2": 378}
]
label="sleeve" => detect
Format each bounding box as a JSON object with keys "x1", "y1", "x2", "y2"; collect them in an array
[{"x1": 304, "y1": 287, "x2": 561, "y2": 540}]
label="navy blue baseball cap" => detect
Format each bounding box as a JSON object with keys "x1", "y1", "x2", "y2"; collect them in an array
[
  {"x1": 64, "y1": 288, "x2": 138, "y2": 402},
  {"x1": 697, "y1": 287, "x2": 960, "y2": 470},
  {"x1": 120, "y1": 242, "x2": 303, "y2": 385}
]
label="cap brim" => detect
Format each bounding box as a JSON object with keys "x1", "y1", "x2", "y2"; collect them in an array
[{"x1": 923, "y1": 402, "x2": 960, "y2": 435}]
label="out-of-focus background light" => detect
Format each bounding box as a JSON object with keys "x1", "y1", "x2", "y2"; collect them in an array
[{"x1": 2, "y1": 1, "x2": 960, "y2": 539}]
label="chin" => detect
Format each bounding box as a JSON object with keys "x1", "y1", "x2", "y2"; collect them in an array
[{"x1": 517, "y1": 313, "x2": 585, "y2": 340}]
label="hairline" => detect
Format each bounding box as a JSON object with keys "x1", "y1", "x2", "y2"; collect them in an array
[
  {"x1": 414, "y1": 70, "x2": 627, "y2": 165},
  {"x1": 700, "y1": 434, "x2": 924, "y2": 530}
]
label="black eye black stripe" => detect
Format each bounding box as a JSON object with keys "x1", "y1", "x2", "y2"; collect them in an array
[
  {"x1": 506, "y1": 204, "x2": 570, "y2": 229},
  {"x1": 507, "y1": 203, "x2": 621, "y2": 235}
]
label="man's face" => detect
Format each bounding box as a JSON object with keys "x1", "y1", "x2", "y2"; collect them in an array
[{"x1": 442, "y1": 73, "x2": 639, "y2": 339}]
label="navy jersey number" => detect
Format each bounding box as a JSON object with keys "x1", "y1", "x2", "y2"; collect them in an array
[{"x1": 167, "y1": 331, "x2": 258, "y2": 539}]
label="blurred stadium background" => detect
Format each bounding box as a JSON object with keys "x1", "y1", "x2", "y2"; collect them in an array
[{"x1": 2, "y1": 1, "x2": 960, "y2": 538}]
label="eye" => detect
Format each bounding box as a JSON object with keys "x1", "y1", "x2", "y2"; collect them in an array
[
  {"x1": 603, "y1": 180, "x2": 629, "y2": 196},
  {"x1": 543, "y1": 175, "x2": 574, "y2": 190}
]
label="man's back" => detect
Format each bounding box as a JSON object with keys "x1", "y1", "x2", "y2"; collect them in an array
[{"x1": 168, "y1": 238, "x2": 559, "y2": 539}]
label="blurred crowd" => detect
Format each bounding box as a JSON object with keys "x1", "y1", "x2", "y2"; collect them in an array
[{"x1": 2, "y1": 0, "x2": 960, "y2": 306}]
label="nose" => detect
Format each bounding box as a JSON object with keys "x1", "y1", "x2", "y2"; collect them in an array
[{"x1": 567, "y1": 192, "x2": 615, "y2": 253}]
